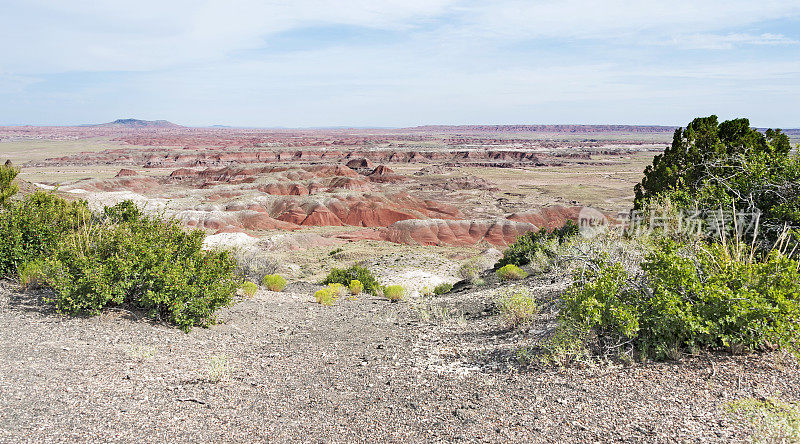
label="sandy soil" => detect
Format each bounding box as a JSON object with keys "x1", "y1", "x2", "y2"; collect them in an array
[{"x1": 1, "y1": 278, "x2": 797, "y2": 443}]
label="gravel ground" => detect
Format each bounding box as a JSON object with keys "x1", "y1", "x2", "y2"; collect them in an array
[{"x1": 1, "y1": 279, "x2": 798, "y2": 443}]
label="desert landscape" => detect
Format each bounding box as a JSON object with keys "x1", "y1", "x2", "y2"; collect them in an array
[
  {"x1": 3, "y1": 1, "x2": 800, "y2": 442},
  {"x1": 2, "y1": 121, "x2": 800, "y2": 442},
  {"x1": 2, "y1": 121, "x2": 669, "y2": 286}
]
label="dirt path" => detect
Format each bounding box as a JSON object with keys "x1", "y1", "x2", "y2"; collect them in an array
[{"x1": 1, "y1": 280, "x2": 797, "y2": 443}]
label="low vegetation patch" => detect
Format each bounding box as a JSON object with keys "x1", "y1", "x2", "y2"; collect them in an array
[
  {"x1": 322, "y1": 265, "x2": 381, "y2": 295},
  {"x1": 240, "y1": 281, "x2": 258, "y2": 298},
  {"x1": 497, "y1": 220, "x2": 579, "y2": 268},
  {"x1": 348, "y1": 279, "x2": 363, "y2": 295},
  {"x1": 725, "y1": 397, "x2": 800, "y2": 443},
  {"x1": 206, "y1": 354, "x2": 235, "y2": 383},
  {"x1": 261, "y1": 274, "x2": 287, "y2": 292},
  {"x1": 433, "y1": 282, "x2": 452, "y2": 295},
  {"x1": 383, "y1": 285, "x2": 405, "y2": 301},
  {"x1": 495, "y1": 287, "x2": 538, "y2": 328},
  {"x1": 17, "y1": 258, "x2": 49, "y2": 291},
  {"x1": 314, "y1": 283, "x2": 347, "y2": 306},
  {"x1": 496, "y1": 264, "x2": 528, "y2": 281}
]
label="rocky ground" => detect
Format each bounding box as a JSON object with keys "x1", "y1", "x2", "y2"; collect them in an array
[{"x1": 1, "y1": 278, "x2": 798, "y2": 443}]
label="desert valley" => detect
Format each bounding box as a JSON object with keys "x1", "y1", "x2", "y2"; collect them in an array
[{"x1": 3, "y1": 120, "x2": 800, "y2": 442}]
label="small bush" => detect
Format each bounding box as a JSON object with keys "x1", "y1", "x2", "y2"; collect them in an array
[
  {"x1": 496, "y1": 264, "x2": 528, "y2": 281},
  {"x1": 17, "y1": 259, "x2": 49, "y2": 291},
  {"x1": 322, "y1": 265, "x2": 381, "y2": 295},
  {"x1": 206, "y1": 354, "x2": 235, "y2": 383},
  {"x1": 433, "y1": 282, "x2": 453, "y2": 295},
  {"x1": 328, "y1": 247, "x2": 344, "y2": 256},
  {"x1": 240, "y1": 281, "x2": 258, "y2": 298},
  {"x1": 262, "y1": 274, "x2": 287, "y2": 292},
  {"x1": 0, "y1": 160, "x2": 19, "y2": 206},
  {"x1": 231, "y1": 248, "x2": 278, "y2": 283},
  {"x1": 383, "y1": 285, "x2": 405, "y2": 301},
  {"x1": 472, "y1": 277, "x2": 487, "y2": 286},
  {"x1": 495, "y1": 287, "x2": 538, "y2": 328},
  {"x1": 45, "y1": 202, "x2": 241, "y2": 332},
  {"x1": 349, "y1": 279, "x2": 363, "y2": 295},
  {"x1": 314, "y1": 283, "x2": 347, "y2": 306},
  {"x1": 497, "y1": 221, "x2": 579, "y2": 268},
  {"x1": 458, "y1": 257, "x2": 488, "y2": 281}
]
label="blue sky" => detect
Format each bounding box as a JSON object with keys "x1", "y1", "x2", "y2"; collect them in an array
[{"x1": 1, "y1": 0, "x2": 799, "y2": 128}]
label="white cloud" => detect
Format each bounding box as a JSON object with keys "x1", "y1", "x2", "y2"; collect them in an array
[
  {"x1": 457, "y1": 0, "x2": 800, "y2": 39},
  {"x1": 663, "y1": 33, "x2": 799, "y2": 50},
  {"x1": 0, "y1": 0, "x2": 458, "y2": 72}
]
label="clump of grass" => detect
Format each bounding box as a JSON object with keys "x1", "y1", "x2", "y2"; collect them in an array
[
  {"x1": 496, "y1": 264, "x2": 528, "y2": 281},
  {"x1": 261, "y1": 274, "x2": 287, "y2": 292},
  {"x1": 495, "y1": 286, "x2": 538, "y2": 328},
  {"x1": 433, "y1": 282, "x2": 453, "y2": 295},
  {"x1": 472, "y1": 277, "x2": 487, "y2": 287},
  {"x1": 206, "y1": 354, "x2": 235, "y2": 383},
  {"x1": 725, "y1": 397, "x2": 800, "y2": 442},
  {"x1": 383, "y1": 285, "x2": 405, "y2": 302},
  {"x1": 127, "y1": 344, "x2": 156, "y2": 362},
  {"x1": 349, "y1": 279, "x2": 363, "y2": 296},
  {"x1": 459, "y1": 257, "x2": 487, "y2": 281},
  {"x1": 314, "y1": 283, "x2": 347, "y2": 306},
  {"x1": 17, "y1": 259, "x2": 49, "y2": 291},
  {"x1": 240, "y1": 281, "x2": 258, "y2": 298}
]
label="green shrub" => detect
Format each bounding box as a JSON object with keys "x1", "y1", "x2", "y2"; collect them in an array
[
  {"x1": 262, "y1": 274, "x2": 287, "y2": 292},
  {"x1": 383, "y1": 285, "x2": 405, "y2": 301},
  {"x1": 497, "y1": 221, "x2": 578, "y2": 268},
  {"x1": 349, "y1": 279, "x2": 363, "y2": 295},
  {"x1": 322, "y1": 265, "x2": 381, "y2": 295},
  {"x1": 433, "y1": 282, "x2": 453, "y2": 295},
  {"x1": 314, "y1": 283, "x2": 346, "y2": 306},
  {"x1": 472, "y1": 277, "x2": 487, "y2": 286},
  {"x1": 496, "y1": 264, "x2": 528, "y2": 281},
  {"x1": 495, "y1": 287, "x2": 538, "y2": 328},
  {"x1": 17, "y1": 258, "x2": 49, "y2": 291},
  {"x1": 561, "y1": 239, "x2": 800, "y2": 359},
  {"x1": 240, "y1": 281, "x2": 258, "y2": 298},
  {"x1": 44, "y1": 202, "x2": 240, "y2": 331},
  {"x1": 328, "y1": 247, "x2": 343, "y2": 256},
  {"x1": 0, "y1": 191, "x2": 91, "y2": 276},
  {"x1": 0, "y1": 160, "x2": 19, "y2": 206}
]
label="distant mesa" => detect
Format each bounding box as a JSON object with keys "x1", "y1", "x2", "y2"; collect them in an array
[{"x1": 92, "y1": 119, "x2": 182, "y2": 129}]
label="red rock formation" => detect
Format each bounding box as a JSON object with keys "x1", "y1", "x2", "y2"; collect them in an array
[
  {"x1": 379, "y1": 219, "x2": 537, "y2": 246},
  {"x1": 327, "y1": 176, "x2": 371, "y2": 191},
  {"x1": 115, "y1": 168, "x2": 139, "y2": 177},
  {"x1": 506, "y1": 206, "x2": 583, "y2": 229},
  {"x1": 346, "y1": 158, "x2": 374, "y2": 169},
  {"x1": 238, "y1": 211, "x2": 300, "y2": 231}
]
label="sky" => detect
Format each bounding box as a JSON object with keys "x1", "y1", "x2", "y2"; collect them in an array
[{"x1": 1, "y1": 0, "x2": 799, "y2": 128}]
